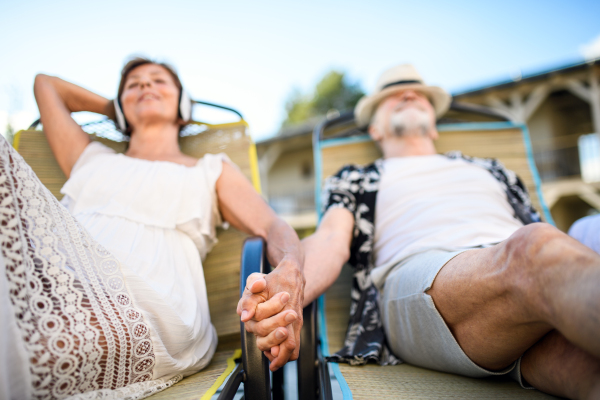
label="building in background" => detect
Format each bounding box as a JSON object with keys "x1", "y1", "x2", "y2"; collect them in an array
[
  {"x1": 257, "y1": 120, "x2": 316, "y2": 237},
  {"x1": 258, "y1": 58, "x2": 600, "y2": 233},
  {"x1": 454, "y1": 58, "x2": 600, "y2": 231}
]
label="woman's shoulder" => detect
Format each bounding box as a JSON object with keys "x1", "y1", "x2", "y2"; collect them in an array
[{"x1": 71, "y1": 141, "x2": 117, "y2": 173}]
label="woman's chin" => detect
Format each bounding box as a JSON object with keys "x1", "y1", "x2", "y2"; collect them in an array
[{"x1": 129, "y1": 111, "x2": 178, "y2": 127}]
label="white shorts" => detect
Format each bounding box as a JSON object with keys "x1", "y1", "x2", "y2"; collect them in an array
[{"x1": 380, "y1": 249, "x2": 533, "y2": 389}]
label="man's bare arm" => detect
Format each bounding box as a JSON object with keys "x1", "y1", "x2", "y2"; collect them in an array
[
  {"x1": 240, "y1": 207, "x2": 354, "y2": 365},
  {"x1": 302, "y1": 207, "x2": 354, "y2": 304}
]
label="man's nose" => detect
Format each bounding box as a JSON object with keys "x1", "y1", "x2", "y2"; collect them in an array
[{"x1": 400, "y1": 90, "x2": 418, "y2": 100}]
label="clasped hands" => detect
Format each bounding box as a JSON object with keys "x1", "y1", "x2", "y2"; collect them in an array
[{"x1": 236, "y1": 260, "x2": 305, "y2": 371}]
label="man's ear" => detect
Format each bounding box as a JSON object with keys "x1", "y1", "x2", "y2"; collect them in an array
[
  {"x1": 426, "y1": 110, "x2": 438, "y2": 141},
  {"x1": 429, "y1": 128, "x2": 439, "y2": 141},
  {"x1": 369, "y1": 123, "x2": 383, "y2": 142}
]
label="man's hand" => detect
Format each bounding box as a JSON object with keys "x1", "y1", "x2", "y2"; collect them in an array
[{"x1": 237, "y1": 259, "x2": 305, "y2": 371}]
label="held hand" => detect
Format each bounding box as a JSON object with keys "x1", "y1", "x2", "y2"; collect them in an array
[
  {"x1": 264, "y1": 260, "x2": 304, "y2": 370},
  {"x1": 237, "y1": 260, "x2": 305, "y2": 370},
  {"x1": 244, "y1": 295, "x2": 298, "y2": 353}
]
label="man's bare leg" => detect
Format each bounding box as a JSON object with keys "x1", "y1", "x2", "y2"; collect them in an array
[
  {"x1": 427, "y1": 223, "x2": 600, "y2": 398},
  {"x1": 521, "y1": 330, "x2": 600, "y2": 399}
]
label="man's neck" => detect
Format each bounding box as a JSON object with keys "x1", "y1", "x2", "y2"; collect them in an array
[{"x1": 381, "y1": 135, "x2": 437, "y2": 159}]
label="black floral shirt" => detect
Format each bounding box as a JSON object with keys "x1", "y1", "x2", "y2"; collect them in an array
[{"x1": 322, "y1": 152, "x2": 541, "y2": 366}]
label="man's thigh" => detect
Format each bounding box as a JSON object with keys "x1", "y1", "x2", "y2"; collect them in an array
[
  {"x1": 427, "y1": 241, "x2": 553, "y2": 371},
  {"x1": 381, "y1": 249, "x2": 520, "y2": 378}
]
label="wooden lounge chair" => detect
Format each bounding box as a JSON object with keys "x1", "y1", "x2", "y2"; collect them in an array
[
  {"x1": 13, "y1": 103, "x2": 273, "y2": 400},
  {"x1": 304, "y1": 113, "x2": 560, "y2": 399}
]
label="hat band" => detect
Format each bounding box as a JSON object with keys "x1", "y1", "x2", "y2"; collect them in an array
[{"x1": 381, "y1": 79, "x2": 422, "y2": 90}]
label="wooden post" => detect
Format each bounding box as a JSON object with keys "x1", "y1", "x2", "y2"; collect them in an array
[
  {"x1": 486, "y1": 84, "x2": 549, "y2": 123},
  {"x1": 257, "y1": 142, "x2": 283, "y2": 197},
  {"x1": 588, "y1": 67, "x2": 600, "y2": 136},
  {"x1": 509, "y1": 92, "x2": 525, "y2": 122}
]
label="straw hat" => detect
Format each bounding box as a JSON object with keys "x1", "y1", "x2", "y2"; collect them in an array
[{"x1": 354, "y1": 64, "x2": 451, "y2": 126}]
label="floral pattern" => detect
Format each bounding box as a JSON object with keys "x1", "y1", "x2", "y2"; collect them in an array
[{"x1": 322, "y1": 153, "x2": 540, "y2": 366}]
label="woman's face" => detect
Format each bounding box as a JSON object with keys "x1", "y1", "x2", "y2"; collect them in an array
[{"x1": 120, "y1": 63, "x2": 180, "y2": 130}]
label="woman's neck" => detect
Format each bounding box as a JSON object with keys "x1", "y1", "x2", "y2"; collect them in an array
[{"x1": 125, "y1": 123, "x2": 183, "y2": 161}]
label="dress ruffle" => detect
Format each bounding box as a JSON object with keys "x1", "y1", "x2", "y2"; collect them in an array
[{"x1": 61, "y1": 142, "x2": 228, "y2": 260}]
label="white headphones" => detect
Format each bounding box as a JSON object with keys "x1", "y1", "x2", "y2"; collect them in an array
[{"x1": 114, "y1": 89, "x2": 192, "y2": 132}]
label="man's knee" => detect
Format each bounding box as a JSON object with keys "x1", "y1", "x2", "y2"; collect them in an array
[
  {"x1": 503, "y1": 223, "x2": 567, "y2": 269},
  {"x1": 498, "y1": 223, "x2": 574, "y2": 297}
]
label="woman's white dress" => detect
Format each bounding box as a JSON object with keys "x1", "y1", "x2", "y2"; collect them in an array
[{"x1": 0, "y1": 138, "x2": 225, "y2": 399}]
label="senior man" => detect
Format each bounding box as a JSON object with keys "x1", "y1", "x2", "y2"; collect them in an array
[{"x1": 239, "y1": 64, "x2": 600, "y2": 399}]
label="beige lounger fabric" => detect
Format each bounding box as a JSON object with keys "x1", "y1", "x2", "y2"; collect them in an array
[
  {"x1": 148, "y1": 350, "x2": 235, "y2": 400},
  {"x1": 337, "y1": 363, "x2": 559, "y2": 399}
]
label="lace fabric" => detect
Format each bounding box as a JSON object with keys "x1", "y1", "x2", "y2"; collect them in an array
[{"x1": 0, "y1": 138, "x2": 176, "y2": 399}]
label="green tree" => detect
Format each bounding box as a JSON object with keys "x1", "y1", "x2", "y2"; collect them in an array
[
  {"x1": 282, "y1": 71, "x2": 364, "y2": 127},
  {"x1": 5, "y1": 123, "x2": 14, "y2": 145}
]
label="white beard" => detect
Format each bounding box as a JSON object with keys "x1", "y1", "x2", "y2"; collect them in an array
[{"x1": 389, "y1": 107, "x2": 432, "y2": 137}]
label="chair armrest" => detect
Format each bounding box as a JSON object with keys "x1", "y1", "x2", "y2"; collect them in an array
[
  {"x1": 298, "y1": 300, "x2": 333, "y2": 400},
  {"x1": 239, "y1": 237, "x2": 271, "y2": 399},
  {"x1": 298, "y1": 301, "x2": 317, "y2": 399}
]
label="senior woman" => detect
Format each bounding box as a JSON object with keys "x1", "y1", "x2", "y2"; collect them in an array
[{"x1": 0, "y1": 57, "x2": 302, "y2": 399}]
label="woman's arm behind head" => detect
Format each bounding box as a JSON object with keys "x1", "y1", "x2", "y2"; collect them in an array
[{"x1": 33, "y1": 74, "x2": 113, "y2": 177}]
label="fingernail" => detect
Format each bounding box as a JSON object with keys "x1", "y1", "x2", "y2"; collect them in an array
[
  {"x1": 281, "y1": 292, "x2": 290, "y2": 304},
  {"x1": 241, "y1": 311, "x2": 248, "y2": 321},
  {"x1": 285, "y1": 312, "x2": 296, "y2": 323},
  {"x1": 275, "y1": 329, "x2": 286, "y2": 340}
]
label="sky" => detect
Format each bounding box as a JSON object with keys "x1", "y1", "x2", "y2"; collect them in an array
[{"x1": 1, "y1": 0, "x2": 600, "y2": 141}]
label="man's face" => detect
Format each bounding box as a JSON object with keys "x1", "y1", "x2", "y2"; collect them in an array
[{"x1": 370, "y1": 89, "x2": 437, "y2": 141}]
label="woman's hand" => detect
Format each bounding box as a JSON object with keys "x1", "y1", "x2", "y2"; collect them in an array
[
  {"x1": 238, "y1": 278, "x2": 298, "y2": 355},
  {"x1": 217, "y1": 162, "x2": 306, "y2": 370},
  {"x1": 237, "y1": 258, "x2": 305, "y2": 371}
]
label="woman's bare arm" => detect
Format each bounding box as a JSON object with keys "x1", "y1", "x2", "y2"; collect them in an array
[
  {"x1": 216, "y1": 161, "x2": 305, "y2": 371},
  {"x1": 33, "y1": 74, "x2": 114, "y2": 177}
]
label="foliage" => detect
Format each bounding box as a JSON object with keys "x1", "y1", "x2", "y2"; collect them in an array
[
  {"x1": 282, "y1": 71, "x2": 364, "y2": 127},
  {"x1": 4, "y1": 123, "x2": 14, "y2": 145}
]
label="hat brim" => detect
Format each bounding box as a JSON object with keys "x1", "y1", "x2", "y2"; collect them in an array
[{"x1": 354, "y1": 84, "x2": 451, "y2": 127}]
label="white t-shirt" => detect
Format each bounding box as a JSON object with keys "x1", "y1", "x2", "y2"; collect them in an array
[{"x1": 371, "y1": 155, "x2": 523, "y2": 287}]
